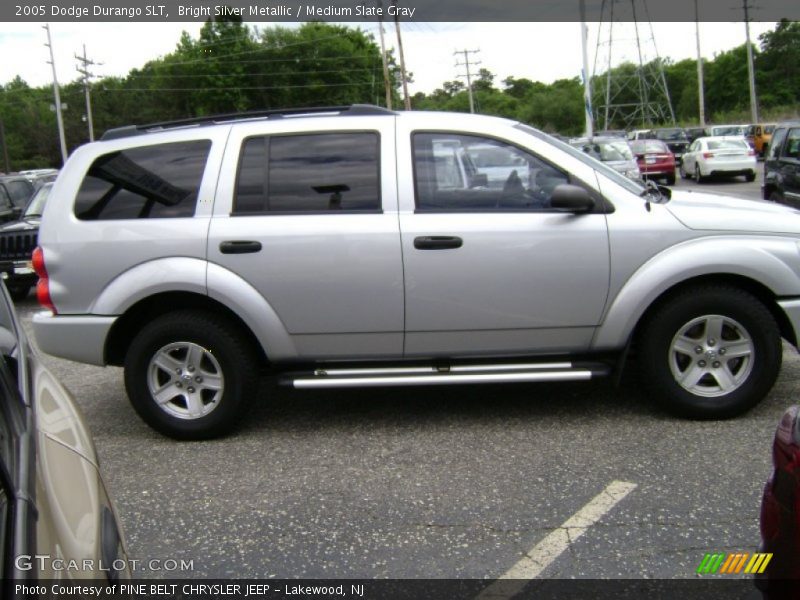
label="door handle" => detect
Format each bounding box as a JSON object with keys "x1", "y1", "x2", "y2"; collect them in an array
[
  {"x1": 413, "y1": 236, "x2": 463, "y2": 250},
  {"x1": 219, "y1": 241, "x2": 262, "y2": 254}
]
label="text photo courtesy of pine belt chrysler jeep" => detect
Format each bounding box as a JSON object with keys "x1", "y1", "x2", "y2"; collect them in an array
[{"x1": 28, "y1": 105, "x2": 800, "y2": 440}]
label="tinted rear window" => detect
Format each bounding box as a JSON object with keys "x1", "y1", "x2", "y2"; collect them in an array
[
  {"x1": 75, "y1": 140, "x2": 211, "y2": 220},
  {"x1": 235, "y1": 132, "x2": 380, "y2": 213}
]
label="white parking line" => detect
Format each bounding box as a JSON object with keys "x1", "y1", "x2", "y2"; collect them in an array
[{"x1": 477, "y1": 480, "x2": 638, "y2": 599}]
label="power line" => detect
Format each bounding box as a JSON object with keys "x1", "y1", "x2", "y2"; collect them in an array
[
  {"x1": 121, "y1": 67, "x2": 383, "y2": 78},
  {"x1": 98, "y1": 82, "x2": 377, "y2": 92},
  {"x1": 454, "y1": 48, "x2": 480, "y2": 114}
]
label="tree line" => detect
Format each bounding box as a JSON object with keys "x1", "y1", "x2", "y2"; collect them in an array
[{"x1": 1, "y1": 18, "x2": 798, "y2": 170}]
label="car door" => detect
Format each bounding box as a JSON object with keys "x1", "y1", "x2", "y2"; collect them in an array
[
  {"x1": 396, "y1": 123, "x2": 611, "y2": 358},
  {"x1": 777, "y1": 128, "x2": 800, "y2": 205},
  {"x1": 208, "y1": 117, "x2": 404, "y2": 360}
]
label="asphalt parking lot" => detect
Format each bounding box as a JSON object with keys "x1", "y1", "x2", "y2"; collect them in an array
[{"x1": 17, "y1": 168, "x2": 787, "y2": 581}]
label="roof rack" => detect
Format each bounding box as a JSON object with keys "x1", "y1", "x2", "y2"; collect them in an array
[{"x1": 101, "y1": 104, "x2": 395, "y2": 141}]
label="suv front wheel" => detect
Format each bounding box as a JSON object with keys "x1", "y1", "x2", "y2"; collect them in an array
[
  {"x1": 124, "y1": 310, "x2": 259, "y2": 439},
  {"x1": 638, "y1": 286, "x2": 781, "y2": 418}
]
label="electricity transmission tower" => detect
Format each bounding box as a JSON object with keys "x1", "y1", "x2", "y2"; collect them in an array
[{"x1": 592, "y1": 0, "x2": 676, "y2": 131}]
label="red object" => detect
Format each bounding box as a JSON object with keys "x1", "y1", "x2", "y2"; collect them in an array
[
  {"x1": 631, "y1": 140, "x2": 676, "y2": 178},
  {"x1": 702, "y1": 152, "x2": 715, "y2": 159},
  {"x1": 758, "y1": 406, "x2": 800, "y2": 585},
  {"x1": 32, "y1": 246, "x2": 56, "y2": 313}
]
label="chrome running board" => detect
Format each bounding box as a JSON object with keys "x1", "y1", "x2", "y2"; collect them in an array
[{"x1": 284, "y1": 362, "x2": 610, "y2": 389}]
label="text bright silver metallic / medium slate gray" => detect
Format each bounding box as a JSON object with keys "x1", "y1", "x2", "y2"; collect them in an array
[{"x1": 30, "y1": 106, "x2": 800, "y2": 438}]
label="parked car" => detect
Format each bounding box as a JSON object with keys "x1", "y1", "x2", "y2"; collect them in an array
[
  {"x1": 0, "y1": 182, "x2": 51, "y2": 301},
  {"x1": 29, "y1": 105, "x2": 800, "y2": 439},
  {"x1": 707, "y1": 124, "x2": 747, "y2": 137},
  {"x1": 0, "y1": 183, "x2": 19, "y2": 223},
  {"x1": 652, "y1": 128, "x2": 689, "y2": 164},
  {"x1": 629, "y1": 139, "x2": 676, "y2": 185},
  {"x1": 757, "y1": 405, "x2": 800, "y2": 587},
  {"x1": 0, "y1": 279, "x2": 129, "y2": 586},
  {"x1": 0, "y1": 175, "x2": 34, "y2": 212},
  {"x1": 570, "y1": 136, "x2": 641, "y2": 181},
  {"x1": 595, "y1": 129, "x2": 627, "y2": 138},
  {"x1": 627, "y1": 129, "x2": 653, "y2": 142},
  {"x1": 751, "y1": 123, "x2": 777, "y2": 158},
  {"x1": 762, "y1": 122, "x2": 800, "y2": 207},
  {"x1": 680, "y1": 136, "x2": 757, "y2": 182},
  {"x1": 685, "y1": 127, "x2": 709, "y2": 143}
]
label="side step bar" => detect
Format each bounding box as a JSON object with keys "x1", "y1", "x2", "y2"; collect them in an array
[{"x1": 283, "y1": 361, "x2": 611, "y2": 389}]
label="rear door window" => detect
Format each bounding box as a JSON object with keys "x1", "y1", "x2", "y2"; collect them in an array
[
  {"x1": 75, "y1": 140, "x2": 211, "y2": 220},
  {"x1": 234, "y1": 132, "x2": 380, "y2": 214}
]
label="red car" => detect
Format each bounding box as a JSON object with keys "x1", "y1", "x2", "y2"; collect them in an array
[
  {"x1": 758, "y1": 406, "x2": 800, "y2": 590},
  {"x1": 629, "y1": 139, "x2": 676, "y2": 185}
]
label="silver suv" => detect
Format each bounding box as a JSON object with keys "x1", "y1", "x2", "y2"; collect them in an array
[{"x1": 31, "y1": 106, "x2": 800, "y2": 439}]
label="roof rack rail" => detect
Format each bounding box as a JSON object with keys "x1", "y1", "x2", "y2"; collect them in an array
[{"x1": 101, "y1": 104, "x2": 395, "y2": 141}]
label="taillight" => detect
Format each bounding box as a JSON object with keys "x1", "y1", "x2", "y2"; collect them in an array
[
  {"x1": 32, "y1": 246, "x2": 47, "y2": 278},
  {"x1": 32, "y1": 246, "x2": 56, "y2": 313},
  {"x1": 702, "y1": 152, "x2": 715, "y2": 159}
]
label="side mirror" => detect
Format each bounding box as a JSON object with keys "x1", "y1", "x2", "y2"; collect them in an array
[{"x1": 550, "y1": 184, "x2": 595, "y2": 213}]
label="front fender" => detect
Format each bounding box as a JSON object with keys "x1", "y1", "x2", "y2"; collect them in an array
[{"x1": 592, "y1": 236, "x2": 800, "y2": 350}]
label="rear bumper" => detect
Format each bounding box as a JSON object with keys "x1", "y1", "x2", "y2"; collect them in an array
[
  {"x1": 32, "y1": 311, "x2": 116, "y2": 366},
  {"x1": 705, "y1": 158, "x2": 757, "y2": 175}
]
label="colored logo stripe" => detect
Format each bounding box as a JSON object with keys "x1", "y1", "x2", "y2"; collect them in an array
[{"x1": 697, "y1": 553, "x2": 773, "y2": 575}]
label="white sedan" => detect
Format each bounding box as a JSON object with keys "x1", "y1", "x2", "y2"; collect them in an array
[{"x1": 680, "y1": 136, "x2": 757, "y2": 183}]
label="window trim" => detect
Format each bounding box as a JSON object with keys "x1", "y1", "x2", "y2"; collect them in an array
[
  {"x1": 232, "y1": 129, "x2": 384, "y2": 216},
  {"x1": 410, "y1": 130, "x2": 611, "y2": 214}
]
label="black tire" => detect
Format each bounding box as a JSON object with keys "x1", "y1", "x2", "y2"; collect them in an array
[
  {"x1": 679, "y1": 163, "x2": 689, "y2": 180},
  {"x1": 665, "y1": 173, "x2": 676, "y2": 186},
  {"x1": 770, "y1": 190, "x2": 784, "y2": 204},
  {"x1": 637, "y1": 285, "x2": 781, "y2": 419},
  {"x1": 124, "y1": 310, "x2": 260, "y2": 440},
  {"x1": 7, "y1": 283, "x2": 31, "y2": 302},
  {"x1": 694, "y1": 165, "x2": 704, "y2": 183},
  {"x1": 745, "y1": 171, "x2": 756, "y2": 182}
]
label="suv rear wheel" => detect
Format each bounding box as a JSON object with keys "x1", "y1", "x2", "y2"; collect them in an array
[
  {"x1": 124, "y1": 310, "x2": 259, "y2": 439},
  {"x1": 638, "y1": 286, "x2": 781, "y2": 419}
]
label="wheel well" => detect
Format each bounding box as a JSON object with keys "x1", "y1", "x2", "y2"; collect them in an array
[
  {"x1": 104, "y1": 292, "x2": 269, "y2": 367},
  {"x1": 632, "y1": 274, "x2": 797, "y2": 347}
]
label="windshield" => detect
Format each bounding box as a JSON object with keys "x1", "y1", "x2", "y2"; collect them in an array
[
  {"x1": 515, "y1": 123, "x2": 645, "y2": 195},
  {"x1": 655, "y1": 129, "x2": 687, "y2": 141},
  {"x1": 24, "y1": 183, "x2": 51, "y2": 217},
  {"x1": 764, "y1": 125, "x2": 775, "y2": 134}
]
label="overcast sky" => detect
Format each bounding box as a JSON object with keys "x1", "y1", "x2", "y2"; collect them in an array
[{"x1": 0, "y1": 21, "x2": 776, "y2": 95}]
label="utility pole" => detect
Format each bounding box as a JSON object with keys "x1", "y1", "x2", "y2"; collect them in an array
[
  {"x1": 743, "y1": 0, "x2": 759, "y2": 124},
  {"x1": 694, "y1": 0, "x2": 705, "y2": 126},
  {"x1": 43, "y1": 24, "x2": 68, "y2": 165},
  {"x1": 391, "y1": 1, "x2": 411, "y2": 110},
  {"x1": 579, "y1": 0, "x2": 593, "y2": 138},
  {"x1": 375, "y1": 13, "x2": 392, "y2": 110},
  {"x1": 75, "y1": 44, "x2": 100, "y2": 142},
  {"x1": 455, "y1": 49, "x2": 481, "y2": 114}
]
